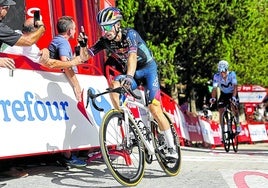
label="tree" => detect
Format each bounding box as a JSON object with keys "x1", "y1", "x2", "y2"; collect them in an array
[
  {"x1": 220, "y1": 0, "x2": 268, "y2": 87},
  {"x1": 116, "y1": 0, "x2": 268, "y2": 109}
]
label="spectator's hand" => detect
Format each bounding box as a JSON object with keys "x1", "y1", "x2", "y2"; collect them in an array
[
  {"x1": 35, "y1": 20, "x2": 45, "y2": 29},
  {"x1": 77, "y1": 26, "x2": 88, "y2": 47},
  {"x1": 122, "y1": 75, "x2": 133, "y2": 89},
  {"x1": 0, "y1": 57, "x2": 15, "y2": 70},
  {"x1": 209, "y1": 98, "x2": 216, "y2": 104},
  {"x1": 39, "y1": 48, "x2": 50, "y2": 64}
]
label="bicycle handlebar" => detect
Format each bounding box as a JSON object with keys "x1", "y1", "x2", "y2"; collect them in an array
[
  {"x1": 86, "y1": 86, "x2": 142, "y2": 111},
  {"x1": 208, "y1": 98, "x2": 238, "y2": 110}
]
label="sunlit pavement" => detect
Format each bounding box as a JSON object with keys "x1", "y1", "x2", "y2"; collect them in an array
[{"x1": 0, "y1": 142, "x2": 267, "y2": 188}]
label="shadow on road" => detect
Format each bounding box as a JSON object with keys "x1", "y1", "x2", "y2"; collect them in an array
[
  {"x1": 0, "y1": 153, "x2": 170, "y2": 188},
  {"x1": 181, "y1": 142, "x2": 268, "y2": 156}
]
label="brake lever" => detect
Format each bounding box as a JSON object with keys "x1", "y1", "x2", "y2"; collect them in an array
[
  {"x1": 86, "y1": 88, "x2": 104, "y2": 111},
  {"x1": 125, "y1": 86, "x2": 141, "y2": 100}
]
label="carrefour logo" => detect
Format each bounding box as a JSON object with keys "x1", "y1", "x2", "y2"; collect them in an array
[{"x1": 0, "y1": 91, "x2": 70, "y2": 122}]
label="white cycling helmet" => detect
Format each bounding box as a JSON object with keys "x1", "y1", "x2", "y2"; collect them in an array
[
  {"x1": 218, "y1": 60, "x2": 229, "y2": 72},
  {"x1": 97, "y1": 7, "x2": 123, "y2": 26}
]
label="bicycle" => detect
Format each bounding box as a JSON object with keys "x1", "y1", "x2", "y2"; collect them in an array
[
  {"x1": 220, "y1": 100, "x2": 239, "y2": 153},
  {"x1": 86, "y1": 86, "x2": 181, "y2": 187}
]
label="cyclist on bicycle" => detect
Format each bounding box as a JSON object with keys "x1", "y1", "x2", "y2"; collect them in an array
[
  {"x1": 209, "y1": 60, "x2": 241, "y2": 136},
  {"x1": 79, "y1": 7, "x2": 177, "y2": 160}
]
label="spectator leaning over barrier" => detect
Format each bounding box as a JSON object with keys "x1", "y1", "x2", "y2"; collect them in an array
[
  {"x1": 48, "y1": 16, "x2": 82, "y2": 102},
  {"x1": 209, "y1": 60, "x2": 241, "y2": 137},
  {"x1": 1, "y1": 17, "x2": 88, "y2": 69},
  {"x1": 0, "y1": 0, "x2": 45, "y2": 69},
  {"x1": 77, "y1": 7, "x2": 178, "y2": 160},
  {"x1": 48, "y1": 15, "x2": 87, "y2": 168},
  {"x1": 1, "y1": 17, "x2": 42, "y2": 62}
]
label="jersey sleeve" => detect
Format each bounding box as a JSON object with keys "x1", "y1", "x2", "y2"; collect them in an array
[
  {"x1": 126, "y1": 29, "x2": 138, "y2": 54},
  {"x1": 88, "y1": 38, "x2": 106, "y2": 56},
  {"x1": 212, "y1": 73, "x2": 219, "y2": 87},
  {"x1": 230, "y1": 71, "x2": 238, "y2": 85}
]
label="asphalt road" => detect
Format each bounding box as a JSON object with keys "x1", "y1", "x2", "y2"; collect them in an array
[{"x1": 0, "y1": 143, "x2": 268, "y2": 188}]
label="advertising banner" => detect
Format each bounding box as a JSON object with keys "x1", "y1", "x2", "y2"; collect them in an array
[
  {"x1": 248, "y1": 124, "x2": 268, "y2": 142},
  {"x1": 0, "y1": 68, "x2": 113, "y2": 159}
]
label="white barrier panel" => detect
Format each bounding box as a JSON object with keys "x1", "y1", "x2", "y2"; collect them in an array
[
  {"x1": 176, "y1": 109, "x2": 190, "y2": 140},
  {"x1": 0, "y1": 68, "x2": 113, "y2": 158},
  {"x1": 198, "y1": 118, "x2": 215, "y2": 145},
  {"x1": 248, "y1": 124, "x2": 268, "y2": 142},
  {"x1": 238, "y1": 91, "x2": 267, "y2": 103}
]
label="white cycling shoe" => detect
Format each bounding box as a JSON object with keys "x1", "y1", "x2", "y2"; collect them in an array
[{"x1": 165, "y1": 148, "x2": 178, "y2": 160}]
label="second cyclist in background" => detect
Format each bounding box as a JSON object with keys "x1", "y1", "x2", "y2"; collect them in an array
[{"x1": 209, "y1": 60, "x2": 241, "y2": 137}]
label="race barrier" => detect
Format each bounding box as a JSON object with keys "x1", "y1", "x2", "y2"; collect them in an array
[
  {"x1": 0, "y1": 53, "x2": 112, "y2": 159},
  {"x1": 159, "y1": 91, "x2": 268, "y2": 148},
  {"x1": 1, "y1": 54, "x2": 267, "y2": 159},
  {"x1": 2, "y1": 0, "x2": 267, "y2": 162}
]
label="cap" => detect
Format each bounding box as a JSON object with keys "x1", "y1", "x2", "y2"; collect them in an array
[{"x1": 0, "y1": 0, "x2": 16, "y2": 6}]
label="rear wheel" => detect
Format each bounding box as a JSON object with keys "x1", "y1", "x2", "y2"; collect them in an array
[
  {"x1": 152, "y1": 113, "x2": 181, "y2": 176},
  {"x1": 99, "y1": 109, "x2": 145, "y2": 187},
  {"x1": 232, "y1": 133, "x2": 239, "y2": 152},
  {"x1": 222, "y1": 111, "x2": 231, "y2": 152}
]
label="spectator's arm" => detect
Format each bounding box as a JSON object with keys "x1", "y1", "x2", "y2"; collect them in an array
[
  {"x1": 39, "y1": 48, "x2": 84, "y2": 69},
  {"x1": 15, "y1": 25, "x2": 45, "y2": 46}
]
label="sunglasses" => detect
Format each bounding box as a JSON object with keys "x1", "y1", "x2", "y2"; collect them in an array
[
  {"x1": 1, "y1": 6, "x2": 10, "y2": 9},
  {"x1": 101, "y1": 24, "x2": 114, "y2": 32}
]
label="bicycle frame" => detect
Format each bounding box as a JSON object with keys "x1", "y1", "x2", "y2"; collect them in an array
[
  {"x1": 120, "y1": 94, "x2": 155, "y2": 155},
  {"x1": 221, "y1": 100, "x2": 239, "y2": 152},
  {"x1": 220, "y1": 100, "x2": 237, "y2": 129},
  {"x1": 225, "y1": 101, "x2": 238, "y2": 126}
]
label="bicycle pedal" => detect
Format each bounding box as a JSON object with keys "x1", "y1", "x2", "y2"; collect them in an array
[
  {"x1": 145, "y1": 151, "x2": 153, "y2": 164},
  {"x1": 167, "y1": 158, "x2": 176, "y2": 164}
]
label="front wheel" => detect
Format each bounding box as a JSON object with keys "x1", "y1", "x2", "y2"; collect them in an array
[
  {"x1": 152, "y1": 112, "x2": 181, "y2": 176},
  {"x1": 99, "y1": 109, "x2": 146, "y2": 187},
  {"x1": 222, "y1": 111, "x2": 231, "y2": 152}
]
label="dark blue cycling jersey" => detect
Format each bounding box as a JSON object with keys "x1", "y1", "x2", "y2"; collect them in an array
[{"x1": 88, "y1": 28, "x2": 161, "y2": 103}]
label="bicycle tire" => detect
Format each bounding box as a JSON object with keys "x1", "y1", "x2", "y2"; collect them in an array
[
  {"x1": 232, "y1": 133, "x2": 239, "y2": 152},
  {"x1": 231, "y1": 116, "x2": 239, "y2": 152},
  {"x1": 222, "y1": 111, "x2": 231, "y2": 152},
  {"x1": 152, "y1": 112, "x2": 181, "y2": 176},
  {"x1": 99, "y1": 109, "x2": 146, "y2": 187}
]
